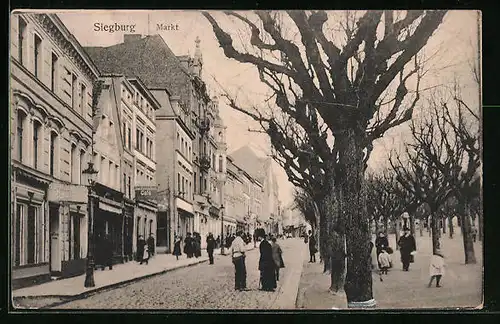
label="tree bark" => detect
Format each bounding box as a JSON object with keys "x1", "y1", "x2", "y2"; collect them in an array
[
  {"x1": 419, "y1": 222, "x2": 423, "y2": 237},
  {"x1": 337, "y1": 131, "x2": 373, "y2": 306},
  {"x1": 410, "y1": 214, "x2": 417, "y2": 250},
  {"x1": 383, "y1": 216, "x2": 389, "y2": 238},
  {"x1": 395, "y1": 220, "x2": 401, "y2": 250},
  {"x1": 442, "y1": 218, "x2": 446, "y2": 234},
  {"x1": 477, "y1": 205, "x2": 483, "y2": 241},
  {"x1": 430, "y1": 211, "x2": 441, "y2": 254},
  {"x1": 448, "y1": 215, "x2": 454, "y2": 239},
  {"x1": 319, "y1": 206, "x2": 328, "y2": 269},
  {"x1": 460, "y1": 202, "x2": 476, "y2": 264}
]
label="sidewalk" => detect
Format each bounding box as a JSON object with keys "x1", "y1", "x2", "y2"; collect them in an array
[
  {"x1": 296, "y1": 234, "x2": 483, "y2": 309},
  {"x1": 13, "y1": 243, "x2": 256, "y2": 300}
]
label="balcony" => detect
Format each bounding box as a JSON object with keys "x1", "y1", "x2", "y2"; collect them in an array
[
  {"x1": 199, "y1": 155, "x2": 211, "y2": 171},
  {"x1": 198, "y1": 117, "x2": 211, "y2": 135}
]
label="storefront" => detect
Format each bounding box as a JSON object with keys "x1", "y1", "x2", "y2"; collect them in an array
[
  {"x1": 93, "y1": 182, "x2": 124, "y2": 265},
  {"x1": 176, "y1": 197, "x2": 194, "y2": 240},
  {"x1": 11, "y1": 165, "x2": 51, "y2": 289}
]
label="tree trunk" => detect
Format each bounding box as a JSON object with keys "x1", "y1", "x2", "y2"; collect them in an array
[
  {"x1": 460, "y1": 201, "x2": 476, "y2": 264},
  {"x1": 395, "y1": 220, "x2": 401, "y2": 250},
  {"x1": 319, "y1": 207, "x2": 328, "y2": 269},
  {"x1": 419, "y1": 222, "x2": 423, "y2": 237},
  {"x1": 410, "y1": 214, "x2": 416, "y2": 250},
  {"x1": 383, "y1": 217, "x2": 389, "y2": 238},
  {"x1": 441, "y1": 217, "x2": 446, "y2": 234},
  {"x1": 337, "y1": 132, "x2": 373, "y2": 307},
  {"x1": 448, "y1": 215, "x2": 454, "y2": 239},
  {"x1": 430, "y1": 211, "x2": 441, "y2": 254},
  {"x1": 477, "y1": 205, "x2": 483, "y2": 241}
]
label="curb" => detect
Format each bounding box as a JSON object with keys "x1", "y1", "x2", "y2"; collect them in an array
[
  {"x1": 14, "y1": 257, "x2": 210, "y2": 310},
  {"x1": 273, "y1": 243, "x2": 307, "y2": 309}
]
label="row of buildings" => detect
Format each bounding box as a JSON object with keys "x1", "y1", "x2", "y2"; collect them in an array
[{"x1": 10, "y1": 13, "x2": 281, "y2": 288}]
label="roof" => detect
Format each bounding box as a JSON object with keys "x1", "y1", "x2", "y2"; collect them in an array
[
  {"x1": 84, "y1": 34, "x2": 193, "y2": 108},
  {"x1": 229, "y1": 145, "x2": 267, "y2": 183}
]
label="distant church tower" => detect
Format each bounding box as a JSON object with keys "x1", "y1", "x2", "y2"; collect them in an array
[{"x1": 192, "y1": 36, "x2": 203, "y2": 78}]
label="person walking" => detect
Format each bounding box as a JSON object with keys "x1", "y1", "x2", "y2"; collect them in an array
[
  {"x1": 173, "y1": 235, "x2": 182, "y2": 260},
  {"x1": 307, "y1": 230, "x2": 317, "y2": 263},
  {"x1": 378, "y1": 248, "x2": 392, "y2": 282},
  {"x1": 271, "y1": 236, "x2": 284, "y2": 282},
  {"x1": 375, "y1": 231, "x2": 388, "y2": 257},
  {"x1": 258, "y1": 232, "x2": 277, "y2": 291},
  {"x1": 398, "y1": 227, "x2": 416, "y2": 271},
  {"x1": 193, "y1": 232, "x2": 202, "y2": 258},
  {"x1": 137, "y1": 235, "x2": 146, "y2": 264},
  {"x1": 207, "y1": 233, "x2": 216, "y2": 265},
  {"x1": 230, "y1": 231, "x2": 248, "y2": 291},
  {"x1": 428, "y1": 249, "x2": 445, "y2": 288},
  {"x1": 184, "y1": 233, "x2": 194, "y2": 258},
  {"x1": 141, "y1": 244, "x2": 150, "y2": 265},
  {"x1": 147, "y1": 234, "x2": 155, "y2": 258}
]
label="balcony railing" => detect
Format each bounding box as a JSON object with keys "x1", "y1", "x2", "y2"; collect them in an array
[{"x1": 199, "y1": 155, "x2": 211, "y2": 171}]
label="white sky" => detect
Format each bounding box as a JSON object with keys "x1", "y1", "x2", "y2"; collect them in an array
[{"x1": 56, "y1": 10, "x2": 480, "y2": 206}]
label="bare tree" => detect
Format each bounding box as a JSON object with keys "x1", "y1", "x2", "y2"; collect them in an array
[{"x1": 203, "y1": 10, "x2": 447, "y2": 305}]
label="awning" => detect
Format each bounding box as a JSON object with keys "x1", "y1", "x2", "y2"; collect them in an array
[{"x1": 99, "y1": 201, "x2": 122, "y2": 214}]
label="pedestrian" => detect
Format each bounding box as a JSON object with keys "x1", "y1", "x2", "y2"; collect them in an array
[
  {"x1": 193, "y1": 232, "x2": 202, "y2": 258},
  {"x1": 207, "y1": 233, "x2": 216, "y2": 265},
  {"x1": 216, "y1": 235, "x2": 220, "y2": 249},
  {"x1": 141, "y1": 244, "x2": 150, "y2": 265},
  {"x1": 378, "y1": 248, "x2": 392, "y2": 281},
  {"x1": 271, "y1": 236, "x2": 284, "y2": 282},
  {"x1": 397, "y1": 227, "x2": 416, "y2": 271},
  {"x1": 184, "y1": 233, "x2": 194, "y2": 258},
  {"x1": 230, "y1": 231, "x2": 248, "y2": 291},
  {"x1": 375, "y1": 232, "x2": 389, "y2": 266},
  {"x1": 472, "y1": 226, "x2": 478, "y2": 242},
  {"x1": 173, "y1": 235, "x2": 182, "y2": 260},
  {"x1": 428, "y1": 249, "x2": 445, "y2": 288},
  {"x1": 147, "y1": 234, "x2": 155, "y2": 257},
  {"x1": 137, "y1": 235, "x2": 146, "y2": 263},
  {"x1": 308, "y1": 230, "x2": 317, "y2": 263},
  {"x1": 258, "y1": 232, "x2": 277, "y2": 291}
]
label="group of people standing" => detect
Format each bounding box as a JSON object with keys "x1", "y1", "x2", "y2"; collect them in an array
[
  {"x1": 137, "y1": 234, "x2": 155, "y2": 265},
  {"x1": 172, "y1": 232, "x2": 203, "y2": 260},
  {"x1": 230, "y1": 230, "x2": 285, "y2": 292}
]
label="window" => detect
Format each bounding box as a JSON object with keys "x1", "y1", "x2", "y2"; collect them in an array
[
  {"x1": 181, "y1": 176, "x2": 185, "y2": 194},
  {"x1": 212, "y1": 153, "x2": 216, "y2": 170},
  {"x1": 143, "y1": 218, "x2": 147, "y2": 237},
  {"x1": 127, "y1": 176, "x2": 131, "y2": 198},
  {"x1": 71, "y1": 213, "x2": 81, "y2": 260},
  {"x1": 79, "y1": 150, "x2": 85, "y2": 184},
  {"x1": 177, "y1": 173, "x2": 181, "y2": 193},
  {"x1": 127, "y1": 126, "x2": 131, "y2": 149},
  {"x1": 136, "y1": 217, "x2": 141, "y2": 240},
  {"x1": 80, "y1": 83, "x2": 86, "y2": 114},
  {"x1": 122, "y1": 122, "x2": 126, "y2": 145},
  {"x1": 123, "y1": 173, "x2": 127, "y2": 194},
  {"x1": 50, "y1": 132, "x2": 58, "y2": 176},
  {"x1": 17, "y1": 111, "x2": 25, "y2": 162},
  {"x1": 181, "y1": 138, "x2": 184, "y2": 153},
  {"x1": 189, "y1": 182, "x2": 192, "y2": 199},
  {"x1": 34, "y1": 34, "x2": 42, "y2": 78},
  {"x1": 194, "y1": 173, "x2": 197, "y2": 194},
  {"x1": 26, "y1": 205, "x2": 36, "y2": 264},
  {"x1": 149, "y1": 220, "x2": 153, "y2": 237},
  {"x1": 136, "y1": 128, "x2": 144, "y2": 152},
  {"x1": 18, "y1": 18, "x2": 27, "y2": 65},
  {"x1": 51, "y1": 53, "x2": 58, "y2": 92},
  {"x1": 33, "y1": 120, "x2": 41, "y2": 169},
  {"x1": 188, "y1": 147, "x2": 191, "y2": 161},
  {"x1": 109, "y1": 161, "x2": 113, "y2": 187},
  {"x1": 71, "y1": 74, "x2": 78, "y2": 110},
  {"x1": 219, "y1": 155, "x2": 223, "y2": 173},
  {"x1": 70, "y1": 144, "x2": 77, "y2": 183}
]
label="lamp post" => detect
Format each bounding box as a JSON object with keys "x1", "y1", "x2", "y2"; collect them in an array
[
  {"x1": 220, "y1": 204, "x2": 225, "y2": 255},
  {"x1": 83, "y1": 161, "x2": 99, "y2": 288}
]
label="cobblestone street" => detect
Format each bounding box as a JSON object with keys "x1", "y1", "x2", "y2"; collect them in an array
[{"x1": 51, "y1": 238, "x2": 305, "y2": 309}]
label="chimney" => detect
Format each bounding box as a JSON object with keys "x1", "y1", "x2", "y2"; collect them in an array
[{"x1": 124, "y1": 34, "x2": 142, "y2": 43}]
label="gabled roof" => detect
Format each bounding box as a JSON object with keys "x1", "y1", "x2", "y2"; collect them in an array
[
  {"x1": 229, "y1": 145, "x2": 267, "y2": 183},
  {"x1": 84, "y1": 34, "x2": 193, "y2": 108}
]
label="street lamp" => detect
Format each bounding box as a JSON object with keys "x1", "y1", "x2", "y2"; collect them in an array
[
  {"x1": 220, "y1": 204, "x2": 225, "y2": 255},
  {"x1": 82, "y1": 161, "x2": 99, "y2": 288}
]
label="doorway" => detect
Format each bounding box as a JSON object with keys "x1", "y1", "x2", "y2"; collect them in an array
[{"x1": 49, "y1": 204, "x2": 60, "y2": 273}]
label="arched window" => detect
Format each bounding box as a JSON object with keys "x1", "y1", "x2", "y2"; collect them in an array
[
  {"x1": 70, "y1": 144, "x2": 77, "y2": 183},
  {"x1": 218, "y1": 155, "x2": 223, "y2": 173},
  {"x1": 50, "y1": 131, "x2": 58, "y2": 176},
  {"x1": 17, "y1": 111, "x2": 26, "y2": 162},
  {"x1": 33, "y1": 120, "x2": 42, "y2": 169}
]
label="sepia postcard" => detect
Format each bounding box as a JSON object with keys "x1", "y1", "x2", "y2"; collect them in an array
[{"x1": 9, "y1": 9, "x2": 482, "y2": 311}]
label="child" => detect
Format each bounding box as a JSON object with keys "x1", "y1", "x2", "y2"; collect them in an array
[
  {"x1": 141, "y1": 246, "x2": 150, "y2": 265},
  {"x1": 428, "y1": 249, "x2": 445, "y2": 288},
  {"x1": 378, "y1": 248, "x2": 392, "y2": 281}
]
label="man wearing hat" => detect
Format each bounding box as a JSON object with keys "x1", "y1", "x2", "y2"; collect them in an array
[{"x1": 397, "y1": 227, "x2": 416, "y2": 271}]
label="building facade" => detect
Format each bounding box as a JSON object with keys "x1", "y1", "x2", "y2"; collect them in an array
[
  {"x1": 230, "y1": 146, "x2": 281, "y2": 235},
  {"x1": 10, "y1": 13, "x2": 100, "y2": 288}
]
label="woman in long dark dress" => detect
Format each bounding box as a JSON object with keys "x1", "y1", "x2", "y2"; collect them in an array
[
  {"x1": 173, "y1": 236, "x2": 182, "y2": 260},
  {"x1": 184, "y1": 233, "x2": 194, "y2": 258},
  {"x1": 258, "y1": 232, "x2": 277, "y2": 291}
]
